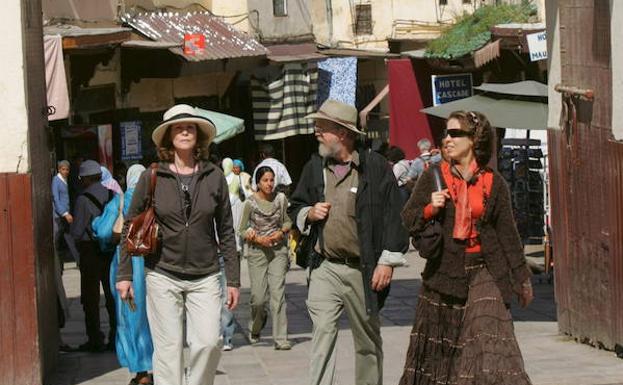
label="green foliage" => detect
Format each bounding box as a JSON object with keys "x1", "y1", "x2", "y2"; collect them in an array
[{"x1": 426, "y1": 3, "x2": 536, "y2": 59}]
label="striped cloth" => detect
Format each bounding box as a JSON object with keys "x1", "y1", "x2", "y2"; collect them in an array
[{"x1": 251, "y1": 63, "x2": 318, "y2": 140}]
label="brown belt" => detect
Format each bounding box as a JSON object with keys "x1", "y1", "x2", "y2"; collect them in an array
[{"x1": 325, "y1": 257, "x2": 360, "y2": 266}]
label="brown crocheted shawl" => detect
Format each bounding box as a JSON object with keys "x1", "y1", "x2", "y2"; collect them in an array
[{"x1": 402, "y1": 164, "x2": 531, "y2": 302}]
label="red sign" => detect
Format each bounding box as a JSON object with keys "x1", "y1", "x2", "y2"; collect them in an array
[{"x1": 184, "y1": 34, "x2": 205, "y2": 55}]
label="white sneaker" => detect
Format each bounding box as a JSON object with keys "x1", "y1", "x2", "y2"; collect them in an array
[{"x1": 223, "y1": 343, "x2": 234, "y2": 351}]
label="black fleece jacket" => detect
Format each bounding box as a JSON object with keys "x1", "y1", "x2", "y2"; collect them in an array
[
  {"x1": 288, "y1": 150, "x2": 409, "y2": 315},
  {"x1": 117, "y1": 161, "x2": 240, "y2": 287}
]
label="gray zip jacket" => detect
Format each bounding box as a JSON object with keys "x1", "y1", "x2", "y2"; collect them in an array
[{"x1": 116, "y1": 161, "x2": 240, "y2": 287}]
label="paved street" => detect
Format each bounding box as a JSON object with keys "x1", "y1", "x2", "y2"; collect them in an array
[{"x1": 48, "y1": 251, "x2": 623, "y2": 385}]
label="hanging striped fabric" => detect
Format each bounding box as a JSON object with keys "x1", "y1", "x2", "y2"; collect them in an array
[{"x1": 251, "y1": 62, "x2": 318, "y2": 140}]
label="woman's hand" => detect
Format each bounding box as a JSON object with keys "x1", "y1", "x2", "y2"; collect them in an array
[
  {"x1": 244, "y1": 229, "x2": 257, "y2": 242},
  {"x1": 226, "y1": 287, "x2": 240, "y2": 310},
  {"x1": 254, "y1": 235, "x2": 273, "y2": 248},
  {"x1": 518, "y1": 280, "x2": 534, "y2": 308},
  {"x1": 431, "y1": 189, "x2": 451, "y2": 216},
  {"x1": 268, "y1": 230, "x2": 285, "y2": 244},
  {"x1": 116, "y1": 280, "x2": 134, "y2": 301}
]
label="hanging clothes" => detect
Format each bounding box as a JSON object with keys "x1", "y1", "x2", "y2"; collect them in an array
[
  {"x1": 388, "y1": 59, "x2": 434, "y2": 160},
  {"x1": 251, "y1": 62, "x2": 318, "y2": 140},
  {"x1": 316, "y1": 57, "x2": 358, "y2": 107},
  {"x1": 43, "y1": 35, "x2": 70, "y2": 121}
]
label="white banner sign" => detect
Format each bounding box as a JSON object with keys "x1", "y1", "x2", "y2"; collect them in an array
[{"x1": 527, "y1": 31, "x2": 547, "y2": 62}]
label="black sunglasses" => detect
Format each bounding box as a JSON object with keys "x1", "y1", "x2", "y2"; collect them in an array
[{"x1": 443, "y1": 129, "x2": 473, "y2": 138}]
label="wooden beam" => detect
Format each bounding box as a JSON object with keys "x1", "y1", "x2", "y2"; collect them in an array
[{"x1": 62, "y1": 31, "x2": 131, "y2": 50}]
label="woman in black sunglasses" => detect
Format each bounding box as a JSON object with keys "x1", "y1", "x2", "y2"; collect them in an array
[{"x1": 399, "y1": 110, "x2": 534, "y2": 385}]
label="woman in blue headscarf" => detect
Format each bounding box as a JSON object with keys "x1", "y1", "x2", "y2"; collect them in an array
[
  {"x1": 233, "y1": 159, "x2": 252, "y2": 198},
  {"x1": 109, "y1": 164, "x2": 153, "y2": 385}
]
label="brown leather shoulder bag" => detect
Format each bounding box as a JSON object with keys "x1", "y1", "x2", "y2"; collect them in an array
[{"x1": 126, "y1": 163, "x2": 159, "y2": 255}]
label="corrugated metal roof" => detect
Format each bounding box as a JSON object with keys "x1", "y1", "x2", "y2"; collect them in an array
[{"x1": 121, "y1": 11, "x2": 267, "y2": 62}]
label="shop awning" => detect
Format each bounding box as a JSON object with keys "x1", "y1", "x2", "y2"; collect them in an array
[
  {"x1": 319, "y1": 48, "x2": 400, "y2": 58},
  {"x1": 267, "y1": 43, "x2": 326, "y2": 63},
  {"x1": 474, "y1": 80, "x2": 548, "y2": 97},
  {"x1": 421, "y1": 94, "x2": 547, "y2": 130},
  {"x1": 121, "y1": 11, "x2": 267, "y2": 62},
  {"x1": 44, "y1": 24, "x2": 132, "y2": 49},
  {"x1": 194, "y1": 109, "x2": 245, "y2": 144}
]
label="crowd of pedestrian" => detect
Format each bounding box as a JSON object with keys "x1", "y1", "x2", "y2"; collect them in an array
[{"x1": 51, "y1": 99, "x2": 534, "y2": 385}]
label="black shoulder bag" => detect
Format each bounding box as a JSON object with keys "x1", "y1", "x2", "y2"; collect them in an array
[{"x1": 412, "y1": 165, "x2": 444, "y2": 260}]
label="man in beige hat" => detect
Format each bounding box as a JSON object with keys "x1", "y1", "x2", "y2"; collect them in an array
[{"x1": 288, "y1": 99, "x2": 408, "y2": 385}]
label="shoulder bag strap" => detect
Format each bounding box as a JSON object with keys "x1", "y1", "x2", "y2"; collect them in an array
[
  {"x1": 146, "y1": 163, "x2": 158, "y2": 207},
  {"x1": 83, "y1": 192, "x2": 105, "y2": 213}
]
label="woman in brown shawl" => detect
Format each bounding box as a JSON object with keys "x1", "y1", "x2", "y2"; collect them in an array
[{"x1": 399, "y1": 111, "x2": 534, "y2": 385}]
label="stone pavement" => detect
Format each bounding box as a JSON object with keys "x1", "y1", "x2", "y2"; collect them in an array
[{"x1": 48, "y1": 251, "x2": 623, "y2": 385}]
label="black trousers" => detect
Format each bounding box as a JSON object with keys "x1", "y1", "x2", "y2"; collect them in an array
[{"x1": 77, "y1": 241, "x2": 116, "y2": 344}]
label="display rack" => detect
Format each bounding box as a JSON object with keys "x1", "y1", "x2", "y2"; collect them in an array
[{"x1": 499, "y1": 138, "x2": 545, "y2": 245}]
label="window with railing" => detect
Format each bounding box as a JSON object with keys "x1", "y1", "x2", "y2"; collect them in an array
[
  {"x1": 354, "y1": 4, "x2": 372, "y2": 35},
  {"x1": 273, "y1": 0, "x2": 287, "y2": 17}
]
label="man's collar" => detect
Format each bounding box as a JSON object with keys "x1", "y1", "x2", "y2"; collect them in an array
[
  {"x1": 57, "y1": 173, "x2": 67, "y2": 184},
  {"x1": 323, "y1": 150, "x2": 360, "y2": 167}
]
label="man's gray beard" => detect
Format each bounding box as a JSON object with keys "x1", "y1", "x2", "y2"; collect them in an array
[{"x1": 318, "y1": 142, "x2": 340, "y2": 159}]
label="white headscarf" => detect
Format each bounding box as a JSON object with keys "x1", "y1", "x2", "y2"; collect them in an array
[
  {"x1": 222, "y1": 157, "x2": 233, "y2": 177},
  {"x1": 126, "y1": 164, "x2": 146, "y2": 191}
]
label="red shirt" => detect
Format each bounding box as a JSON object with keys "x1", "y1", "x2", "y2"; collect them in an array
[{"x1": 423, "y1": 162, "x2": 493, "y2": 253}]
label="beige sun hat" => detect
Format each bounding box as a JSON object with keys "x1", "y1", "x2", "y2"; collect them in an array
[
  {"x1": 305, "y1": 99, "x2": 365, "y2": 136},
  {"x1": 152, "y1": 104, "x2": 217, "y2": 147}
]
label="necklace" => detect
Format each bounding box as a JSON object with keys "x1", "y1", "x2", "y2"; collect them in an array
[
  {"x1": 173, "y1": 162, "x2": 197, "y2": 225},
  {"x1": 173, "y1": 162, "x2": 196, "y2": 192}
]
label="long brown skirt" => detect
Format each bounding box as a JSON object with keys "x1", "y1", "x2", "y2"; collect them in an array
[{"x1": 399, "y1": 265, "x2": 532, "y2": 385}]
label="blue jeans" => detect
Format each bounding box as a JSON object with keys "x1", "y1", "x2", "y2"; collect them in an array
[{"x1": 219, "y1": 257, "x2": 235, "y2": 345}]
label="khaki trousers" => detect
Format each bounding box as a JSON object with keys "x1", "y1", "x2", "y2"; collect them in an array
[
  {"x1": 307, "y1": 260, "x2": 383, "y2": 385},
  {"x1": 246, "y1": 245, "x2": 289, "y2": 343},
  {"x1": 146, "y1": 270, "x2": 222, "y2": 385}
]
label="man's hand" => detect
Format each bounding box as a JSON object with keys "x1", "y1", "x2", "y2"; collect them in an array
[
  {"x1": 116, "y1": 280, "x2": 134, "y2": 301},
  {"x1": 371, "y1": 265, "x2": 393, "y2": 291},
  {"x1": 63, "y1": 213, "x2": 74, "y2": 224},
  {"x1": 226, "y1": 287, "x2": 240, "y2": 310},
  {"x1": 307, "y1": 202, "x2": 331, "y2": 222}
]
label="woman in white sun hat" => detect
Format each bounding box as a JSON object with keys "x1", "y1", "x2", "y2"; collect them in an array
[{"x1": 116, "y1": 104, "x2": 240, "y2": 385}]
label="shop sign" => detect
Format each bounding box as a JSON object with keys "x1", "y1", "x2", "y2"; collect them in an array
[
  {"x1": 184, "y1": 33, "x2": 205, "y2": 55},
  {"x1": 120, "y1": 121, "x2": 143, "y2": 161},
  {"x1": 431, "y1": 73, "x2": 473, "y2": 106},
  {"x1": 526, "y1": 31, "x2": 547, "y2": 62}
]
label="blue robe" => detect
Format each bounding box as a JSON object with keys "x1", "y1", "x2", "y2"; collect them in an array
[{"x1": 109, "y1": 188, "x2": 153, "y2": 373}]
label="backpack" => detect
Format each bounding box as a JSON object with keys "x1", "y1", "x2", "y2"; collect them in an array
[{"x1": 84, "y1": 190, "x2": 122, "y2": 253}]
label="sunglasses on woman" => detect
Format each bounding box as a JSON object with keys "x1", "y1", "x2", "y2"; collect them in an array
[{"x1": 443, "y1": 129, "x2": 473, "y2": 138}]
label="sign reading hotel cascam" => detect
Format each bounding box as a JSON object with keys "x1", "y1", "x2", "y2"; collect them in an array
[
  {"x1": 526, "y1": 31, "x2": 547, "y2": 62},
  {"x1": 431, "y1": 73, "x2": 473, "y2": 106}
]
